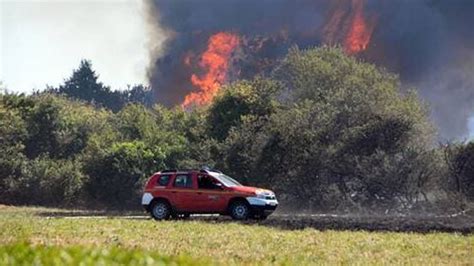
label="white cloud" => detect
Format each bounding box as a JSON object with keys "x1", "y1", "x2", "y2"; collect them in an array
[{"x1": 1, "y1": 0, "x2": 149, "y2": 92}]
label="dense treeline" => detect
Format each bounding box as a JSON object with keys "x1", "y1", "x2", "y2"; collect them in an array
[{"x1": 0, "y1": 47, "x2": 472, "y2": 212}]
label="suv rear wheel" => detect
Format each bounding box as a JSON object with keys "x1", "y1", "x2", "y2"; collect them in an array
[
  {"x1": 230, "y1": 201, "x2": 250, "y2": 220},
  {"x1": 151, "y1": 201, "x2": 171, "y2": 220}
]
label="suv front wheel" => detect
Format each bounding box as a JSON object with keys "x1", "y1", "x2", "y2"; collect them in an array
[
  {"x1": 230, "y1": 201, "x2": 250, "y2": 220},
  {"x1": 150, "y1": 201, "x2": 171, "y2": 220}
]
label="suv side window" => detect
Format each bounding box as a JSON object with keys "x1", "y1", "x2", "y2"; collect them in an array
[
  {"x1": 157, "y1": 175, "x2": 171, "y2": 186},
  {"x1": 173, "y1": 174, "x2": 193, "y2": 188},
  {"x1": 198, "y1": 174, "x2": 221, "y2": 190}
]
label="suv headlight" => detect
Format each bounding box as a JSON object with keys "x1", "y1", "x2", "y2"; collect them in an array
[{"x1": 255, "y1": 189, "x2": 273, "y2": 199}]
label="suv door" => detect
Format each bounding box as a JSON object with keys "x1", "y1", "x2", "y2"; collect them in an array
[
  {"x1": 170, "y1": 173, "x2": 199, "y2": 212},
  {"x1": 149, "y1": 173, "x2": 174, "y2": 200},
  {"x1": 195, "y1": 174, "x2": 229, "y2": 212}
]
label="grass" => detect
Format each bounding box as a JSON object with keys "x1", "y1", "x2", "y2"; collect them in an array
[
  {"x1": 0, "y1": 243, "x2": 205, "y2": 266},
  {"x1": 0, "y1": 205, "x2": 473, "y2": 265}
]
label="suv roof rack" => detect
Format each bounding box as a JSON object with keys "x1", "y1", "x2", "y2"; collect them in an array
[
  {"x1": 161, "y1": 169, "x2": 201, "y2": 173},
  {"x1": 200, "y1": 166, "x2": 222, "y2": 174},
  {"x1": 160, "y1": 168, "x2": 222, "y2": 174}
]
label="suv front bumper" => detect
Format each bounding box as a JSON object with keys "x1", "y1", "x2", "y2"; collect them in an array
[{"x1": 246, "y1": 197, "x2": 278, "y2": 215}]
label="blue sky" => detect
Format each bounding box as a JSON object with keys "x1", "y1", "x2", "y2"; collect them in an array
[{"x1": 1, "y1": 0, "x2": 150, "y2": 92}]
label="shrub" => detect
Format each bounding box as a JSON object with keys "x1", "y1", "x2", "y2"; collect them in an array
[
  {"x1": 84, "y1": 141, "x2": 166, "y2": 208},
  {"x1": 2, "y1": 156, "x2": 85, "y2": 206}
]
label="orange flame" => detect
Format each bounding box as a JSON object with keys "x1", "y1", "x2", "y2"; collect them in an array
[
  {"x1": 344, "y1": 0, "x2": 375, "y2": 54},
  {"x1": 322, "y1": 0, "x2": 376, "y2": 55},
  {"x1": 182, "y1": 32, "x2": 240, "y2": 108}
]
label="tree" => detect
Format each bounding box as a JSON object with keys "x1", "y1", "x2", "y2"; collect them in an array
[
  {"x1": 0, "y1": 95, "x2": 28, "y2": 195},
  {"x1": 84, "y1": 141, "x2": 165, "y2": 208},
  {"x1": 218, "y1": 47, "x2": 437, "y2": 211},
  {"x1": 444, "y1": 142, "x2": 474, "y2": 200},
  {"x1": 6, "y1": 94, "x2": 110, "y2": 159},
  {"x1": 121, "y1": 85, "x2": 154, "y2": 108},
  {"x1": 23, "y1": 95, "x2": 61, "y2": 158},
  {"x1": 57, "y1": 60, "x2": 124, "y2": 111},
  {"x1": 207, "y1": 78, "x2": 282, "y2": 141}
]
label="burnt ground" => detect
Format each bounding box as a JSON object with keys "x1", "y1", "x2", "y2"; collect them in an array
[
  {"x1": 246, "y1": 214, "x2": 474, "y2": 234},
  {"x1": 37, "y1": 209, "x2": 474, "y2": 234}
]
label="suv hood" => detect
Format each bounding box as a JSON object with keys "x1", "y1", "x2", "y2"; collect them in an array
[{"x1": 228, "y1": 185, "x2": 272, "y2": 195}]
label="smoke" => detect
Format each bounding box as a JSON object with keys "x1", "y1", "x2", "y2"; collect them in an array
[
  {"x1": 145, "y1": 0, "x2": 474, "y2": 139},
  {"x1": 366, "y1": 0, "x2": 474, "y2": 139}
]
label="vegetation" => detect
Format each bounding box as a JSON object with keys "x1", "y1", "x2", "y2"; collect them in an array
[
  {"x1": 0, "y1": 47, "x2": 472, "y2": 211},
  {"x1": 46, "y1": 60, "x2": 154, "y2": 111},
  {"x1": 0, "y1": 244, "x2": 204, "y2": 266},
  {"x1": 444, "y1": 142, "x2": 474, "y2": 201},
  {"x1": 0, "y1": 206, "x2": 472, "y2": 265}
]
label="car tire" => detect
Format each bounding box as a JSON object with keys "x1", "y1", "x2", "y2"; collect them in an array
[
  {"x1": 150, "y1": 201, "x2": 171, "y2": 220},
  {"x1": 230, "y1": 201, "x2": 250, "y2": 220}
]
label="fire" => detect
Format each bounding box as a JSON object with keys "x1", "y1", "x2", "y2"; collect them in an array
[
  {"x1": 182, "y1": 32, "x2": 240, "y2": 108},
  {"x1": 344, "y1": 0, "x2": 375, "y2": 54},
  {"x1": 323, "y1": 0, "x2": 376, "y2": 55}
]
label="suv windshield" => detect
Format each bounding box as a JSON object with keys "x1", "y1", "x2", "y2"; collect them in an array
[{"x1": 211, "y1": 173, "x2": 242, "y2": 187}]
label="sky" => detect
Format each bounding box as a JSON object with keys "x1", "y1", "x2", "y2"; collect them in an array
[
  {"x1": 469, "y1": 117, "x2": 474, "y2": 140},
  {"x1": 1, "y1": 0, "x2": 149, "y2": 92},
  {"x1": 0, "y1": 0, "x2": 473, "y2": 139}
]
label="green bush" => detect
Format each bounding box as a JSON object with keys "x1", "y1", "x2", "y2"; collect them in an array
[
  {"x1": 84, "y1": 141, "x2": 166, "y2": 208},
  {"x1": 206, "y1": 78, "x2": 282, "y2": 141},
  {"x1": 444, "y1": 142, "x2": 474, "y2": 201},
  {"x1": 2, "y1": 156, "x2": 85, "y2": 206}
]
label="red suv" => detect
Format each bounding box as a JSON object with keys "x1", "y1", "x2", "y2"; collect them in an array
[{"x1": 141, "y1": 168, "x2": 278, "y2": 220}]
